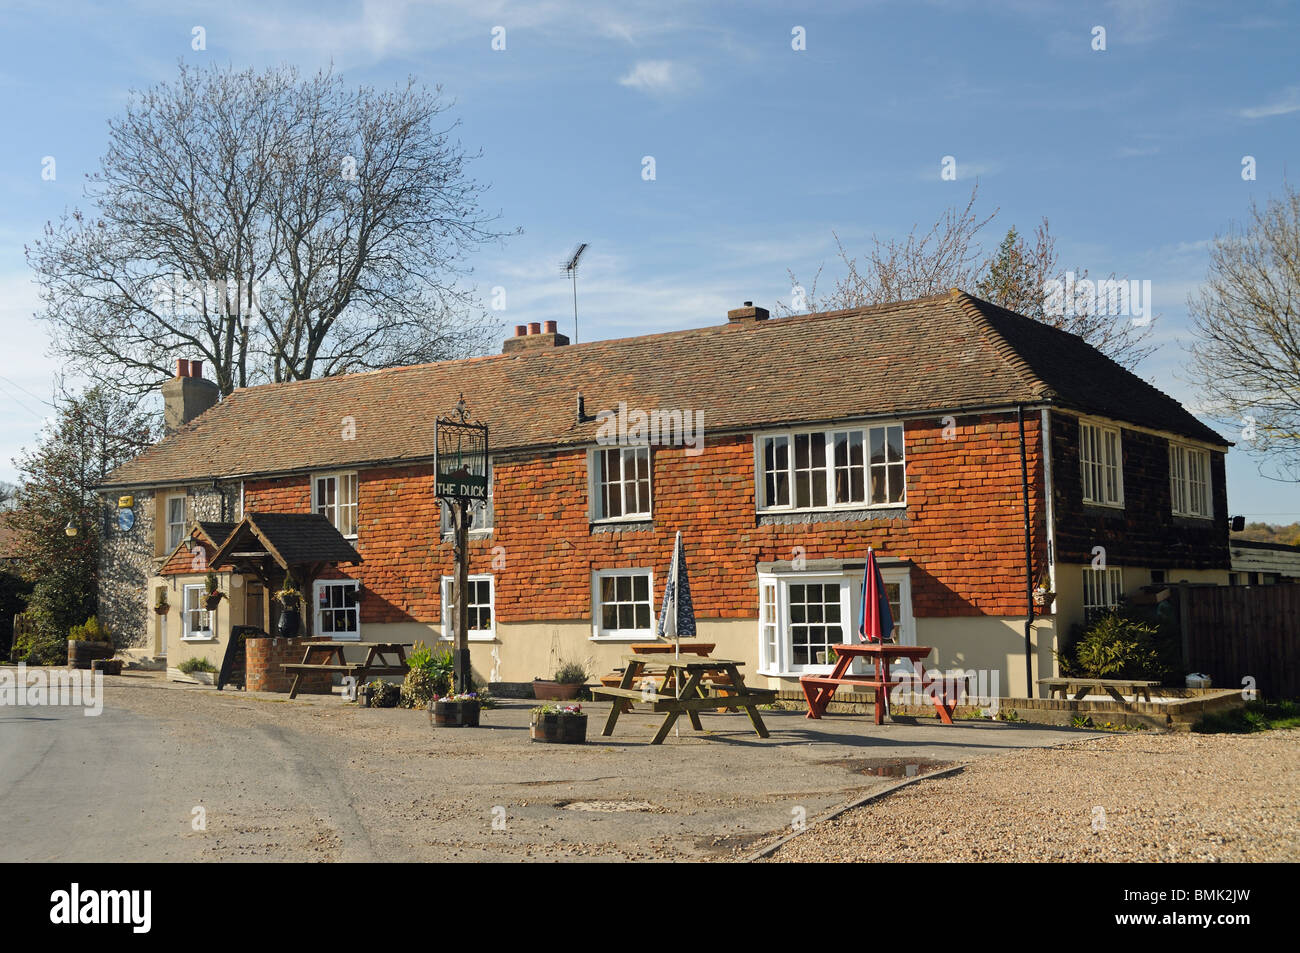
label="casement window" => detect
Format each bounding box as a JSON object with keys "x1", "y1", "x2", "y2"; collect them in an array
[
  {"x1": 440, "y1": 460, "x2": 493, "y2": 535},
  {"x1": 591, "y1": 447, "x2": 652, "y2": 520},
  {"x1": 313, "y1": 579, "x2": 359, "y2": 640},
  {"x1": 1079, "y1": 421, "x2": 1123, "y2": 506},
  {"x1": 439, "y1": 575, "x2": 495, "y2": 640},
  {"x1": 1169, "y1": 443, "x2": 1211, "y2": 518},
  {"x1": 757, "y1": 424, "x2": 905, "y2": 511},
  {"x1": 166, "y1": 495, "x2": 187, "y2": 552},
  {"x1": 758, "y1": 569, "x2": 913, "y2": 675},
  {"x1": 181, "y1": 585, "x2": 212, "y2": 640},
  {"x1": 314, "y1": 471, "x2": 358, "y2": 537},
  {"x1": 591, "y1": 569, "x2": 654, "y2": 639},
  {"x1": 1082, "y1": 567, "x2": 1124, "y2": 623}
]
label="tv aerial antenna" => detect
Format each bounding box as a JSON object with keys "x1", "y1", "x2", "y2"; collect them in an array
[{"x1": 562, "y1": 242, "x2": 589, "y2": 344}]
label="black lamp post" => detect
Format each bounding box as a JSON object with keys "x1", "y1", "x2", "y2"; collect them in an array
[{"x1": 434, "y1": 396, "x2": 489, "y2": 695}]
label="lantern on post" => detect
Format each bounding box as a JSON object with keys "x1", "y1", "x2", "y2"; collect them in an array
[{"x1": 434, "y1": 395, "x2": 489, "y2": 695}]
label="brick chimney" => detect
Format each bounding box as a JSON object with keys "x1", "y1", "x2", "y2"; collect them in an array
[
  {"x1": 727, "y1": 300, "x2": 769, "y2": 323},
  {"x1": 503, "y1": 319, "x2": 571, "y2": 353},
  {"x1": 162, "y1": 358, "x2": 221, "y2": 433}
]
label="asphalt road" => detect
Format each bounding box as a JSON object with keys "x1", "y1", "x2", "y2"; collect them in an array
[{"x1": 1, "y1": 671, "x2": 1093, "y2": 862}]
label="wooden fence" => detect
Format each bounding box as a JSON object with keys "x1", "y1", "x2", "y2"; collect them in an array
[{"x1": 1178, "y1": 584, "x2": 1299, "y2": 700}]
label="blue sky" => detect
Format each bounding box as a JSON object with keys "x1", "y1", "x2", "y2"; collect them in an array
[{"x1": 0, "y1": 0, "x2": 1297, "y2": 520}]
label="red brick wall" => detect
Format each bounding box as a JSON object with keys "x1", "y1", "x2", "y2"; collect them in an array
[
  {"x1": 245, "y1": 636, "x2": 332, "y2": 694},
  {"x1": 241, "y1": 412, "x2": 1048, "y2": 623}
]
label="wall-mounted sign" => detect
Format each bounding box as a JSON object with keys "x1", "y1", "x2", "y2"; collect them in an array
[
  {"x1": 117, "y1": 495, "x2": 134, "y2": 508},
  {"x1": 117, "y1": 508, "x2": 136, "y2": 532}
]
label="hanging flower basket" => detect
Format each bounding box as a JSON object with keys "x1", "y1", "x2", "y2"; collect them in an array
[
  {"x1": 203, "y1": 591, "x2": 225, "y2": 610},
  {"x1": 530, "y1": 705, "x2": 588, "y2": 744},
  {"x1": 430, "y1": 693, "x2": 481, "y2": 727},
  {"x1": 1032, "y1": 588, "x2": 1055, "y2": 608}
]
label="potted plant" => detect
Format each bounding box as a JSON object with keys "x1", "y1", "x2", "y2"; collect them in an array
[
  {"x1": 177, "y1": 656, "x2": 217, "y2": 685},
  {"x1": 67, "y1": 616, "x2": 115, "y2": 669},
  {"x1": 1032, "y1": 574, "x2": 1055, "y2": 609},
  {"x1": 203, "y1": 571, "x2": 225, "y2": 610},
  {"x1": 275, "y1": 571, "x2": 303, "y2": 638},
  {"x1": 530, "y1": 703, "x2": 588, "y2": 744},
  {"x1": 430, "y1": 691, "x2": 481, "y2": 727},
  {"x1": 533, "y1": 659, "x2": 587, "y2": 700},
  {"x1": 153, "y1": 592, "x2": 170, "y2": 616}
]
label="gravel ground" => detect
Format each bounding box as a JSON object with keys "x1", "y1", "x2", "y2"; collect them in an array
[{"x1": 764, "y1": 729, "x2": 1300, "y2": 862}]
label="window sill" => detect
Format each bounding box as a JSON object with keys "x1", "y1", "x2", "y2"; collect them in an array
[
  {"x1": 1082, "y1": 500, "x2": 1125, "y2": 511},
  {"x1": 590, "y1": 633, "x2": 655, "y2": 642},
  {"x1": 758, "y1": 506, "x2": 906, "y2": 526},
  {"x1": 181, "y1": 635, "x2": 216, "y2": 643},
  {"x1": 437, "y1": 634, "x2": 497, "y2": 643}
]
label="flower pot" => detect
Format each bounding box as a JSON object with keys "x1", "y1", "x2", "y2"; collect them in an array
[
  {"x1": 277, "y1": 608, "x2": 301, "y2": 638},
  {"x1": 530, "y1": 712, "x2": 588, "y2": 744},
  {"x1": 431, "y1": 699, "x2": 481, "y2": 727},
  {"x1": 204, "y1": 593, "x2": 224, "y2": 610},
  {"x1": 91, "y1": 658, "x2": 122, "y2": 676},
  {"x1": 67, "y1": 640, "x2": 114, "y2": 670},
  {"x1": 532, "y1": 679, "x2": 582, "y2": 700},
  {"x1": 153, "y1": 606, "x2": 169, "y2": 616}
]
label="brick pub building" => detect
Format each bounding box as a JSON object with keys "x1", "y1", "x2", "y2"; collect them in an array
[{"x1": 98, "y1": 291, "x2": 1232, "y2": 694}]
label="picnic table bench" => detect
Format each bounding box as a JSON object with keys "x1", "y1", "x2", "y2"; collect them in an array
[
  {"x1": 1037, "y1": 677, "x2": 1157, "y2": 703},
  {"x1": 281, "y1": 640, "x2": 411, "y2": 699},
  {"x1": 592, "y1": 655, "x2": 776, "y2": 744},
  {"x1": 801, "y1": 643, "x2": 970, "y2": 725}
]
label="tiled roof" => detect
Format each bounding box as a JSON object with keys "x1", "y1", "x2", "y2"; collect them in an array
[
  {"x1": 0, "y1": 513, "x2": 20, "y2": 561},
  {"x1": 210, "y1": 513, "x2": 361, "y2": 570},
  {"x1": 102, "y1": 290, "x2": 1227, "y2": 488}
]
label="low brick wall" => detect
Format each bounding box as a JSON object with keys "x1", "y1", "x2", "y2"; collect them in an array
[{"x1": 245, "y1": 637, "x2": 332, "y2": 695}]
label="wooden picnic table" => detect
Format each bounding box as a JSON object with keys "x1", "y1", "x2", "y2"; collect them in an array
[
  {"x1": 281, "y1": 640, "x2": 411, "y2": 699},
  {"x1": 800, "y1": 643, "x2": 966, "y2": 725},
  {"x1": 1037, "y1": 677, "x2": 1157, "y2": 703},
  {"x1": 592, "y1": 655, "x2": 777, "y2": 744}
]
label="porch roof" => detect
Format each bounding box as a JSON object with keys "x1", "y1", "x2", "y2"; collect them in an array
[{"x1": 209, "y1": 512, "x2": 361, "y2": 579}]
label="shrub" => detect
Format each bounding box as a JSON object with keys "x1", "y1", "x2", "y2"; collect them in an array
[
  {"x1": 178, "y1": 656, "x2": 217, "y2": 674},
  {"x1": 554, "y1": 659, "x2": 588, "y2": 684},
  {"x1": 1055, "y1": 613, "x2": 1167, "y2": 681},
  {"x1": 405, "y1": 641, "x2": 454, "y2": 697},
  {"x1": 1193, "y1": 699, "x2": 1300, "y2": 734},
  {"x1": 69, "y1": 615, "x2": 113, "y2": 644},
  {"x1": 11, "y1": 628, "x2": 64, "y2": 665},
  {"x1": 399, "y1": 667, "x2": 440, "y2": 710},
  {"x1": 366, "y1": 680, "x2": 400, "y2": 708}
]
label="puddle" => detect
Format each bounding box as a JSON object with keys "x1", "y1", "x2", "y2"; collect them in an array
[
  {"x1": 818, "y1": 757, "x2": 952, "y2": 778},
  {"x1": 557, "y1": 800, "x2": 658, "y2": 813}
]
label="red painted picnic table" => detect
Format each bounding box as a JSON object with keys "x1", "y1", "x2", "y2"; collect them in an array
[{"x1": 800, "y1": 643, "x2": 961, "y2": 725}]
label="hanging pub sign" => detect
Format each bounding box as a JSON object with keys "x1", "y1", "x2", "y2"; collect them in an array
[{"x1": 433, "y1": 395, "x2": 489, "y2": 501}]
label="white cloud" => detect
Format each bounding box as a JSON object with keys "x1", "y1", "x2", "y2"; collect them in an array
[
  {"x1": 617, "y1": 60, "x2": 697, "y2": 96},
  {"x1": 1240, "y1": 86, "x2": 1300, "y2": 119}
]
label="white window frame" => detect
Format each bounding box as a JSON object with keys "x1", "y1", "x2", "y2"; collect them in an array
[
  {"x1": 181, "y1": 584, "x2": 213, "y2": 641},
  {"x1": 755, "y1": 423, "x2": 906, "y2": 513},
  {"x1": 756, "y1": 568, "x2": 914, "y2": 677},
  {"x1": 166, "y1": 495, "x2": 187, "y2": 553},
  {"x1": 312, "y1": 579, "x2": 361, "y2": 641},
  {"x1": 313, "y1": 471, "x2": 359, "y2": 539},
  {"x1": 440, "y1": 458, "x2": 494, "y2": 536},
  {"x1": 439, "y1": 575, "x2": 496, "y2": 641},
  {"x1": 589, "y1": 446, "x2": 653, "y2": 522},
  {"x1": 590, "y1": 568, "x2": 656, "y2": 640},
  {"x1": 1079, "y1": 420, "x2": 1124, "y2": 507},
  {"x1": 1082, "y1": 567, "x2": 1124, "y2": 622},
  {"x1": 1169, "y1": 442, "x2": 1212, "y2": 519}
]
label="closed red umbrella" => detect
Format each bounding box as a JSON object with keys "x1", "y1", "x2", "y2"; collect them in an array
[{"x1": 858, "y1": 547, "x2": 895, "y2": 644}]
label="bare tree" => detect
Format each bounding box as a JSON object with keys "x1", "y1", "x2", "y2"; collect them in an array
[
  {"x1": 1186, "y1": 183, "x2": 1300, "y2": 481},
  {"x1": 976, "y1": 222, "x2": 1155, "y2": 367},
  {"x1": 778, "y1": 185, "x2": 1155, "y2": 368},
  {"x1": 26, "y1": 62, "x2": 511, "y2": 398}
]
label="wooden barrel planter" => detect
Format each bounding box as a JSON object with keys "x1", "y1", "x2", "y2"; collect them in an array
[
  {"x1": 68, "y1": 640, "x2": 114, "y2": 670},
  {"x1": 430, "y1": 699, "x2": 481, "y2": 727},
  {"x1": 530, "y1": 712, "x2": 588, "y2": 744}
]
